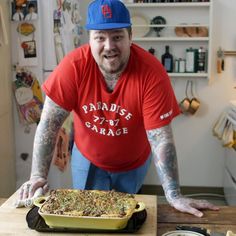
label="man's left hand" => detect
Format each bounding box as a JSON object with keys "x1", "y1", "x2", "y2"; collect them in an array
[{"x1": 169, "y1": 196, "x2": 220, "y2": 217}]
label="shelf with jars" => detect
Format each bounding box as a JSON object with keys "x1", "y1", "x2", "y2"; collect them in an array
[
  {"x1": 125, "y1": 2, "x2": 210, "y2": 8},
  {"x1": 168, "y1": 72, "x2": 209, "y2": 78},
  {"x1": 133, "y1": 36, "x2": 209, "y2": 42},
  {"x1": 124, "y1": 0, "x2": 213, "y2": 80}
]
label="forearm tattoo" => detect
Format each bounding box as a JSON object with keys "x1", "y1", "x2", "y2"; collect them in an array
[
  {"x1": 30, "y1": 96, "x2": 70, "y2": 179},
  {"x1": 146, "y1": 124, "x2": 181, "y2": 202}
]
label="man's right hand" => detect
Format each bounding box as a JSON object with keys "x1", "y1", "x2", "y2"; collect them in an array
[{"x1": 19, "y1": 177, "x2": 49, "y2": 200}]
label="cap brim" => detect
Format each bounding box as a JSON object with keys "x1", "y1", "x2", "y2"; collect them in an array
[{"x1": 85, "y1": 23, "x2": 131, "y2": 30}]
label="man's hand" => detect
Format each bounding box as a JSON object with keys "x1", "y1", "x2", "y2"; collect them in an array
[
  {"x1": 19, "y1": 177, "x2": 49, "y2": 200},
  {"x1": 146, "y1": 126, "x2": 219, "y2": 217},
  {"x1": 168, "y1": 196, "x2": 220, "y2": 217}
]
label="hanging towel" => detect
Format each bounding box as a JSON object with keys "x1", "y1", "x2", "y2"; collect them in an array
[
  {"x1": 213, "y1": 104, "x2": 236, "y2": 148},
  {"x1": 14, "y1": 188, "x2": 43, "y2": 208},
  {"x1": 222, "y1": 121, "x2": 234, "y2": 148},
  {"x1": 213, "y1": 111, "x2": 228, "y2": 139}
]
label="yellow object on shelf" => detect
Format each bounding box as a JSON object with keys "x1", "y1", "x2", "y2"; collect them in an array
[{"x1": 227, "y1": 231, "x2": 236, "y2": 236}]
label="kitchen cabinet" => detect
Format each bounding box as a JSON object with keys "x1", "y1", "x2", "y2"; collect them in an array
[
  {"x1": 224, "y1": 146, "x2": 236, "y2": 205},
  {"x1": 125, "y1": 1, "x2": 213, "y2": 81}
]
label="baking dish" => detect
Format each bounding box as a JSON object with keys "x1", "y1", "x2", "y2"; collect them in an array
[{"x1": 34, "y1": 189, "x2": 145, "y2": 230}]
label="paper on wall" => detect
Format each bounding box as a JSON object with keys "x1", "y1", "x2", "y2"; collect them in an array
[{"x1": 17, "y1": 37, "x2": 38, "y2": 66}]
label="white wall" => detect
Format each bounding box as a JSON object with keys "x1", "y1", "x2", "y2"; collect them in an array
[
  {"x1": 144, "y1": 0, "x2": 236, "y2": 187},
  {"x1": 79, "y1": 0, "x2": 236, "y2": 187},
  {"x1": 14, "y1": 0, "x2": 236, "y2": 189}
]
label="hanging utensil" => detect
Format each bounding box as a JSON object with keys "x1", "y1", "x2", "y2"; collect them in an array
[{"x1": 179, "y1": 80, "x2": 191, "y2": 114}]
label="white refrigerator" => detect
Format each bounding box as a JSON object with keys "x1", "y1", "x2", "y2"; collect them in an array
[{"x1": 11, "y1": 0, "x2": 84, "y2": 190}]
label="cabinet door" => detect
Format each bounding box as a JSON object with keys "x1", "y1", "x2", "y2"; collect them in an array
[
  {"x1": 0, "y1": 0, "x2": 16, "y2": 197},
  {"x1": 0, "y1": 113, "x2": 15, "y2": 197},
  {"x1": 0, "y1": 58, "x2": 12, "y2": 117},
  {"x1": 225, "y1": 148, "x2": 236, "y2": 180}
]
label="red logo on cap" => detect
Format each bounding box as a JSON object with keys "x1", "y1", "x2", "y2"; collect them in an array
[{"x1": 101, "y1": 5, "x2": 112, "y2": 18}]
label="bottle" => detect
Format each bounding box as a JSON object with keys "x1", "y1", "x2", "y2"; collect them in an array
[
  {"x1": 161, "y1": 45, "x2": 173, "y2": 72},
  {"x1": 197, "y1": 47, "x2": 206, "y2": 72},
  {"x1": 185, "y1": 47, "x2": 197, "y2": 73},
  {"x1": 148, "y1": 47, "x2": 156, "y2": 55},
  {"x1": 174, "y1": 59, "x2": 179, "y2": 72},
  {"x1": 179, "y1": 58, "x2": 186, "y2": 73}
]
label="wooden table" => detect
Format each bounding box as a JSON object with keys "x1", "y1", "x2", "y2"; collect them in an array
[
  {"x1": 1, "y1": 192, "x2": 236, "y2": 236},
  {"x1": 0, "y1": 191, "x2": 157, "y2": 235},
  {"x1": 157, "y1": 204, "x2": 236, "y2": 236}
]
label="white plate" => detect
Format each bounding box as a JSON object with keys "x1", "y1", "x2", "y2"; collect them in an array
[
  {"x1": 162, "y1": 231, "x2": 205, "y2": 236},
  {"x1": 131, "y1": 15, "x2": 150, "y2": 38}
]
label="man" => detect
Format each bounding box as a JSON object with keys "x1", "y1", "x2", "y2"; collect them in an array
[
  {"x1": 19, "y1": 0, "x2": 218, "y2": 217},
  {"x1": 24, "y1": 3, "x2": 37, "y2": 21},
  {"x1": 12, "y1": 5, "x2": 24, "y2": 21}
]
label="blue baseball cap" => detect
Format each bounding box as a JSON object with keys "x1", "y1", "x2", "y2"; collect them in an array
[{"x1": 85, "y1": 0, "x2": 131, "y2": 30}]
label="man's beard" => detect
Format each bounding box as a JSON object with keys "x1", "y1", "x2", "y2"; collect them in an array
[{"x1": 99, "y1": 61, "x2": 126, "y2": 75}]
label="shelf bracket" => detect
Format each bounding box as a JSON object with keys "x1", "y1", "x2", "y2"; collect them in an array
[
  {"x1": 217, "y1": 47, "x2": 236, "y2": 56},
  {"x1": 216, "y1": 47, "x2": 236, "y2": 74}
]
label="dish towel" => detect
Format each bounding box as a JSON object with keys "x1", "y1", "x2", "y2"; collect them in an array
[
  {"x1": 213, "y1": 105, "x2": 236, "y2": 148},
  {"x1": 14, "y1": 188, "x2": 43, "y2": 208},
  {"x1": 227, "y1": 231, "x2": 236, "y2": 236}
]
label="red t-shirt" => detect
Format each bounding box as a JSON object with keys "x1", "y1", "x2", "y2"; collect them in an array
[{"x1": 42, "y1": 43, "x2": 180, "y2": 172}]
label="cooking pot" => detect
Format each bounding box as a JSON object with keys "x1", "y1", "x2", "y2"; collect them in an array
[
  {"x1": 179, "y1": 80, "x2": 191, "y2": 114},
  {"x1": 179, "y1": 80, "x2": 200, "y2": 115}
]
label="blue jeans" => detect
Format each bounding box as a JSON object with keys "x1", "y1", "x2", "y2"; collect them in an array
[{"x1": 71, "y1": 144, "x2": 152, "y2": 194}]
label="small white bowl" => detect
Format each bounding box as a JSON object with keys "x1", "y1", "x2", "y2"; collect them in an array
[{"x1": 162, "y1": 230, "x2": 206, "y2": 236}]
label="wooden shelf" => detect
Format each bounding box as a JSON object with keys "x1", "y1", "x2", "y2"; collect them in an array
[
  {"x1": 133, "y1": 24, "x2": 209, "y2": 28},
  {"x1": 133, "y1": 37, "x2": 209, "y2": 41},
  {"x1": 126, "y1": 2, "x2": 210, "y2": 8},
  {"x1": 168, "y1": 72, "x2": 208, "y2": 78},
  {"x1": 126, "y1": 1, "x2": 212, "y2": 81}
]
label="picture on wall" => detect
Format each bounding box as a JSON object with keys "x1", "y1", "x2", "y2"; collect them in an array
[
  {"x1": 21, "y1": 40, "x2": 37, "y2": 58},
  {"x1": 11, "y1": 0, "x2": 38, "y2": 21}
]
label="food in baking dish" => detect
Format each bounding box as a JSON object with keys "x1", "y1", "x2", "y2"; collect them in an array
[{"x1": 40, "y1": 189, "x2": 138, "y2": 218}]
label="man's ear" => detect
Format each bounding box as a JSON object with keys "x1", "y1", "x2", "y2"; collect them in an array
[{"x1": 129, "y1": 30, "x2": 132, "y2": 45}]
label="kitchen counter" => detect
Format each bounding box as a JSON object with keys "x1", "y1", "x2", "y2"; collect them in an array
[
  {"x1": 157, "y1": 204, "x2": 236, "y2": 236},
  {"x1": 1, "y1": 191, "x2": 236, "y2": 235}
]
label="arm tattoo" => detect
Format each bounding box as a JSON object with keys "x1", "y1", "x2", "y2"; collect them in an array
[
  {"x1": 30, "y1": 96, "x2": 70, "y2": 179},
  {"x1": 146, "y1": 124, "x2": 181, "y2": 202}
]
